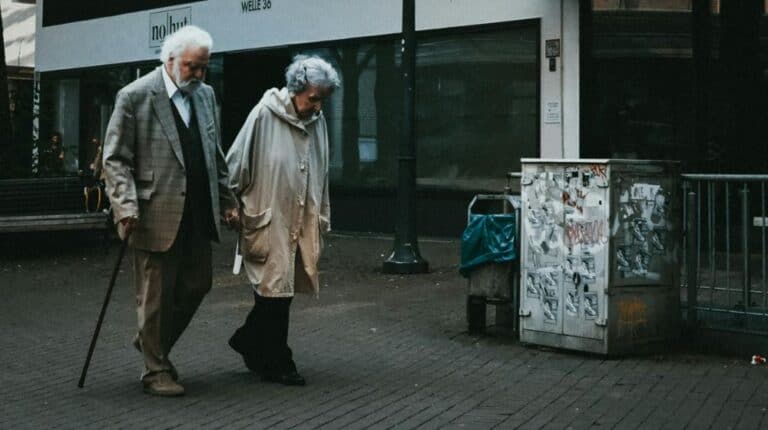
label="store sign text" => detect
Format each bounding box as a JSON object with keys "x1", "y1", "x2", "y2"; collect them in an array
[
  {"x1": 150, "y1": 8, "x2": 192, "y2": 48},
  {"x1": 241, "y1": 0, "x2": 272, "y2": 13}
]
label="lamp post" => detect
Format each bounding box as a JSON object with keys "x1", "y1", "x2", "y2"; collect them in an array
[{"x1": 382, "y1": 0, "x2": 429, "y2": 274}]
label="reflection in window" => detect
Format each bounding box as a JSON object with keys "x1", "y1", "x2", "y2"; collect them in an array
[
  {"x1": 299, "y1": 42, "x2": 402, "y2": 188},
  {"x1": 585, "y1": 0, "x2": 768, "y2": 173},
  {"x1": 311, "y1": 25, "x2": 539, "y2": 192},
  {"x1": 584, "y1": 6, "x2": 695, "y2": 167},
  {"x1": 415, "y1": 24, "x2": 539, "y2": 191},
  {"x1": 37, "y1": 58, "x2": 225, "y2": 178},
  {"x1": 593, "y1": 0, "x2": 692, "y2": 11},
  {"x1": 594, "y1": 0, "x2": 768, "y2": 14},
  {"x1": 710, "y1": 0, "x2": 768, "y2": 14},
  {"x1": 0, "y1": 76, "x2": 34, "y2": 178}
]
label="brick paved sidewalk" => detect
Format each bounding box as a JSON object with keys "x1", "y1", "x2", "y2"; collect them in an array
[{"x1": 1, "y1": 231, "x2": 767, "y2": 429}]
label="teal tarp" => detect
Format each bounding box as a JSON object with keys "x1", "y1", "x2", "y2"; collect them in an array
[{"x1": 459, "y1": 213, "x2": 517, "y2": 277}]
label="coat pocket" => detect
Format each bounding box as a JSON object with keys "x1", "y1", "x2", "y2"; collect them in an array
[
  {"x1": 136, "y1": 169, "x2": 154, "y2": 200},
  {"x1": 241, "y1": 207, "x2": 272, "y2": 263}
]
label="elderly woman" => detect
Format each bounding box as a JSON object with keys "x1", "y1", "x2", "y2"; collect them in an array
[{"x1": 226, "y1": 55, "x2": 340, "y2": 386}]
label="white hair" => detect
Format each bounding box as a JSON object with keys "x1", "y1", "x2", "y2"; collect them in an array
[
  {"x1": 159, "y1": 25, "x2": 213, "y2": 63},
  {"x1": 285, "y1": 55, "x2": 341, "y2": 94}
]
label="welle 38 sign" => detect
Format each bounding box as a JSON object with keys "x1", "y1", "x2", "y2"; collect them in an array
[{"x1": 150, "y1": 8, "x2": 192, "y2": 48}]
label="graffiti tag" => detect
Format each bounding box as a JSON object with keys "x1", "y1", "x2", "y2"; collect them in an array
[
  {"x1": 565, "y1": 220, "x2": 607, "y2": 247},
  {"x1": 617, "y1": 298, "x2": 648, "y2": 338}
]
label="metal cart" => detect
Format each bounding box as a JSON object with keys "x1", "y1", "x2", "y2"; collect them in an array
[{"x1": 462, "y1": 193, "x2": 521, "y2": 334}]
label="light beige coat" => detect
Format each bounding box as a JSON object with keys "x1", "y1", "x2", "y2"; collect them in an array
[{"x1": 226, "y1": 88, "x2": 330, "y2": 297}]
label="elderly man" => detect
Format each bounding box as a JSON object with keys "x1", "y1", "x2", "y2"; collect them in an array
[
  {"x1": 103, "y1": 25, "x2": 238, "y2": 397},
  {"x1": 226, "y1": 55, "x2": 339, "y2": 386}
]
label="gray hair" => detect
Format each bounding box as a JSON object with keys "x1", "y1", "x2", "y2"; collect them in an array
[
  {"x1": 159, "y1": 25, "x2": 213, "y2": 63},
  {"x1": 285, "y1": 55, "x2": 341, "y2": 94}
]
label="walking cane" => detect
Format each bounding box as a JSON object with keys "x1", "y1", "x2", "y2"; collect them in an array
[{"x1": 77, "y1": 237, "x2": 129, "y2": 388}]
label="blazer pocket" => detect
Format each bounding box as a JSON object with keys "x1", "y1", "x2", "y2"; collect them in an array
[
  {"x1": 241, "y1": 207, "x2": 272, "y2": 263},
  {"x1": 136, "y1": 169, "x2": 154, "y2": 200}
]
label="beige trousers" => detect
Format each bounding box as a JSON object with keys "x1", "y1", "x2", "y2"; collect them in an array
[{"x1": 132, "y1": 229, "x2": 212, "y2": 378}]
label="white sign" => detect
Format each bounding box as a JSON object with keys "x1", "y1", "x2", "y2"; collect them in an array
[
  {"x1": 150, "y1": 8, "x2": 192, "y2": 48},
  {"x1": 630, "y1": 183, "x2": 661, "y2": 202},
  {"x1": 544, "y1": 101, "x2": 561, "y2": 124},
  {"x1": 36, "y1": 0, "x2": 564, "y2": 73}
]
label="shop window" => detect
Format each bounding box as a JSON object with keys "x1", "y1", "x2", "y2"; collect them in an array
[
  {"x1": 36, "y1": 55, "x2": 226, "y2": 179},
  {"x1": 39, "y1": 65, "x2": 144, "y2": 177},
  {"x1": 583, "y1": 7, "x2": 695, "y2": 166},
  {"x1": 710, "y1": 0, "x2": 768, "y2": 14},
  {"x1": 0, "y1": 77, "x2": 34, "y2": 179},
  {"x1": 584, "y1": 1, "x2": 768, "y2": 173},
  {"x1": 295, "y1": 42, "x2": 403, "y2": 188},
  {"x1": 593, "y1": 0, "x2": 692, "y2": 11},
  {"x1": 594, "y1": 1, "x2": 768, "y2": 16},
  {"x1": 226, "y1": 26, "x2": 538, "y2": 192},
  {"x1": 415, "y1": 24, "x2": 539, "y2": 191}
]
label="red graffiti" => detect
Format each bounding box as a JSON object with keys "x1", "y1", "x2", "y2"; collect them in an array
[
  {"x1": 589, "y1": 165, "x2": 607, "y2": 181},
  {"x1": 562, "y1": 189, "x2": 586, "y2": 214},
  {"x1": 565, "y1": 220, "x2": 606, "y2": 246}
]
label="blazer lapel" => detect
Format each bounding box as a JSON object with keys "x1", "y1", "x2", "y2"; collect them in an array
[
  {"x1": 191, "y1": 89, "x2": 214, "y2": 168},
  {"x1": 150, "y1": 68, "x2": 185, "y2": 168}
]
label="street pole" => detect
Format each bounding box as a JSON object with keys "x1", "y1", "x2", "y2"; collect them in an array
[{"x1": 383, "y1": 0, "x2": 428, "y2": 274}]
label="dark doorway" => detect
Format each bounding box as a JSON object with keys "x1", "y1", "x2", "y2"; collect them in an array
[{"x1": 221, "y1": 51, "x2": 291, "y2": 149}]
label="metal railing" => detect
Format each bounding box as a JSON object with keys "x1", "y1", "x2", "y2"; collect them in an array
[{"x1": 682, "y1": 174, "x2": 768, "y2": 334}]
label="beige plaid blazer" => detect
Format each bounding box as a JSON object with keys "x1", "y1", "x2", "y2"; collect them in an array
[{"x1": 103, "y1": 67, "x2": 237, "y2": 252}]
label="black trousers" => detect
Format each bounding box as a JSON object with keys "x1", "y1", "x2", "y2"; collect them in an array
[{"x1": 232, "y1": 292, "x2": 295, "y2": 375}]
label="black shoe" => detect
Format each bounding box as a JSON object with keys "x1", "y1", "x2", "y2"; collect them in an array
[
  {"x1": 228, "y1": 334, "x2": 262, "y2": 373},
  {"x1": 261, "y1": 369, "x2": 306, "y2": 386}
]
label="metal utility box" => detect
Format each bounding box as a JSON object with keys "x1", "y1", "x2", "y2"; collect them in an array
[{"x1": 519, "y1": 159, "x2": 680, "y2": 355}]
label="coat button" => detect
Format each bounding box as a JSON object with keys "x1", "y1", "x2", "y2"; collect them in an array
[{"x1": 181, "y1": 191, "x2": 186, "y2": 196}]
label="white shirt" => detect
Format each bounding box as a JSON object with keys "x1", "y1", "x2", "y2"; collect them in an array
[{"x1": 161, "y1": 66, "x2": 191, "y2": 127}]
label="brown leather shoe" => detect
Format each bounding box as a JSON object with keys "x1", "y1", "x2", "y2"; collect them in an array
[{"x1": 142, "y1": 372, "x2": 185, "y2": 397}]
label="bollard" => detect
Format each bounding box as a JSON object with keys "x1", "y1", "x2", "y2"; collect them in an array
[{"x1": 686, "y1": 190, "x2": 698, "y2": 328}]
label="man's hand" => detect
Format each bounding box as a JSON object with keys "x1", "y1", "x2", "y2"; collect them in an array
[
  {"x1": 120, "y1": 216, "x2": 138, "y2": 239},
  {"x1": 223, "y1": 207, "x2": 240, "y2": 230}
]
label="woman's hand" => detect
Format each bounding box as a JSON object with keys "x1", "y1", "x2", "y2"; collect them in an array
[{"x1": 223, "y1": 207, "x2": 241, "y2": 230}]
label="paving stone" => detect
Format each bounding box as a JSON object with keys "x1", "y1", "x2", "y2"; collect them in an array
[{"x1": 1, "y1": 231, "x2": 767, "y2": 429}]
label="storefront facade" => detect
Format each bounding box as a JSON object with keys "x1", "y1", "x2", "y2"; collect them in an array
[
  {"x1": 30, "y1": 1, "x2": 768, "y2": 235},
  {"x1": 33, "y1": 0, "x2": 579, "y2": 234}
]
